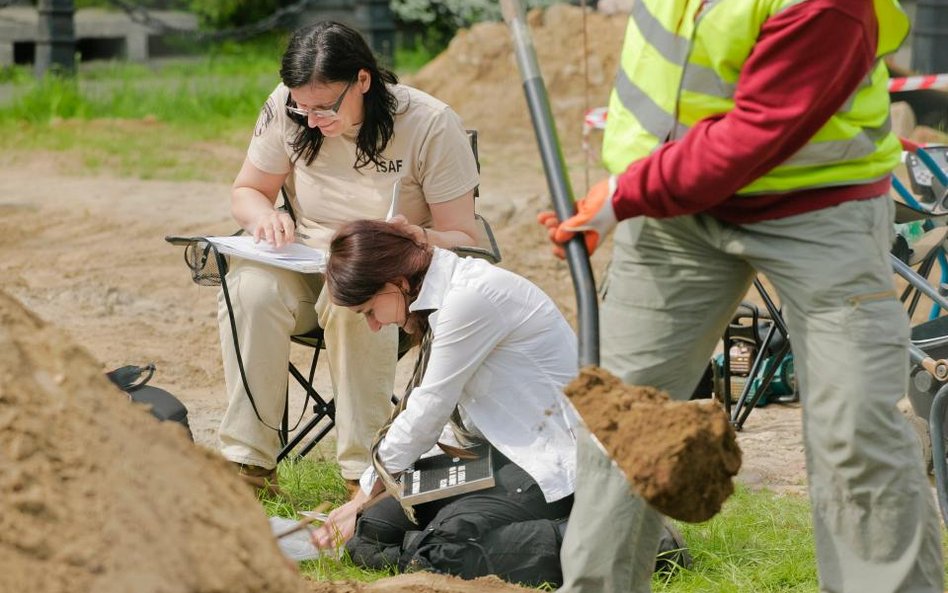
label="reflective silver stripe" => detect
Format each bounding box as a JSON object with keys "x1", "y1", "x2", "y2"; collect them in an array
[
  {"x1": 672, "y1": 121, "x2": 691, "y2": 140},
  {"x1": 782, "y1": 121, "x2": 890, "y2": 167},
  {"x1": 738, "y1": 173, "x2": 891, "y2": 195},
  {"x1": 631, "y1": 0, "x2": 689, "y2": 66},
  {"x1": 838, "y1": 88, "x2": 858, "y2": 114},
  {"x1": 873, "y1": 116, "x2": 892, "y2": 138},
  {"x1": 839, "y1": 69, "x2": 876, "y2": 113},
  {"x1": 614, "y1": 68, "x2": 678, "y2": 140},
  {"x1": 681, "y1": 62, "x2": 735, "y2": 98}
]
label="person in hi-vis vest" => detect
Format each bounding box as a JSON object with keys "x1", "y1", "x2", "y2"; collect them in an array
[{"x1": 540, "y1": 1, "x2": 944, "y2": 592}]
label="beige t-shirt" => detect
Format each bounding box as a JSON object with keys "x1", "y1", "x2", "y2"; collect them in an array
[{"x1": 247, "y1": 83, "x2": 480, "y2": 249}]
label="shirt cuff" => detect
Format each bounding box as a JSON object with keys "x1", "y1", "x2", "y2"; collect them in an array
[{"x1": 359, "y1": 467, "x2": 377, "y2": 496}]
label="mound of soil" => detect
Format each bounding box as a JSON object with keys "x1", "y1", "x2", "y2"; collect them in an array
[
  {"x1": 564, "y1": 366, "x2": 742, "y2": 523},
  {"x1": 308, "y1": 573, "x2": 532, "y2": 593},
  {"x1": 0, "y1": 289, "x2": 308, "y2": 593},
  {"x1": 0, "y1": 286, "x2": 590, "y2": 593},
  {"x1": 408, "y1": 4, "x2": 627, "y2": 151}
]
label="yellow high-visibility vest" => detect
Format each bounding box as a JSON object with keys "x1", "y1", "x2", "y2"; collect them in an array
[{"x1": 601, "y1": 0, "x2": 909, "y2": 195}]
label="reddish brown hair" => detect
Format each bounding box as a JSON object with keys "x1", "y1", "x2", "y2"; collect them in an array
[{"x1": 326, "y1": 220, "x2": 432, "y2": 313}]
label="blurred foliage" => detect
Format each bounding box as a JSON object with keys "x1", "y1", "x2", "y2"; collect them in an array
[
  {"x1": 186, "y1": 0, "x2": 284, "y2": 29},
  {"x1": 73, "y1": 0, "x2": 188, "y2": 8},
  {"x1": 392, "y1": 41, "x2": 437, "y2": 75},
  {"x1": 34, "y1": 1, "x2": 576, "y2": 59},
  {"x1": 66, "y1": 0, "x2": 284, "y2": 29},
  {"x1": 391, "y1": 0, "x2": 564, "y2": 52},
  {"x1": 0, "y1": 64, "x2": 33, "y2": 85},
  {"x1": 0, "y1": 35, "x2": 282, "y2": 128}
]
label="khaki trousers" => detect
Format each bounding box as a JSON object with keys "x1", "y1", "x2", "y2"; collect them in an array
[
  {"x1": 217, "y1": 258, "x2": 397, "y2": 479},
  {"x1": 559, "y1": 196, "x2": 943, "y2": 593}
]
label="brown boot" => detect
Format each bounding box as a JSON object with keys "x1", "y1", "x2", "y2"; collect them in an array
[{"x1": 233, "y1": 462, "x2": 281, "y2": 496}]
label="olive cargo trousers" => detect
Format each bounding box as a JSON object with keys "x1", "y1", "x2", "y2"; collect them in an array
[{"x1": 559, "y1": 196, "x2": 943, "y2": 593}]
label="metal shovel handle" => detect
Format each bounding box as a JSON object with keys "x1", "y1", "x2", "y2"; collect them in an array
[{"x1": 501, "y1": 0, "x2": 600, "y2": 367}]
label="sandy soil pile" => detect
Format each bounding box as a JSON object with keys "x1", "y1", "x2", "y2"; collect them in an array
[
  {"x1": 307, "y1": 573, "x2": 533, "y2": 593},
  {"x1": 0, "y1": 289, "x2": 308, "y2": 593},
  {"x1": 0, "y1": 281, "x2": 565, "y2": 593},
  {"x1": 565, "y1": 366, "x2": 743, "y2": 523},
  {"x1": 406, "y1": 4, "x2": 627, "y2": 325},
  {"x1": 408, "y1": 4, "x2": 627, "y2": 151}
]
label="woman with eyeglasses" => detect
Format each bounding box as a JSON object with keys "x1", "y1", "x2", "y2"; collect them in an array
[
  {"x1": 218, "y1": 21, "x2": 481, "y2": 495},
  {"x1": 312, "y1": 219, "x2": 578, "y2": 586}
]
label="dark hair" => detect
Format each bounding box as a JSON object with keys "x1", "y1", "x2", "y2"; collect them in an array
[
  {"x1": 279, "y1": 21, "x2": 399, "y2": 170},
  {"x1": 327, "y1": 220, "x2": 433, "y2": 331}
]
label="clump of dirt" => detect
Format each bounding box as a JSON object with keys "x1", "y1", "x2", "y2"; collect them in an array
[
  {"x1": 0, "y1": 289, "x2": 308, "y2": 593},
  {"x1": 408, "y1": 4, "x2": 627, "y2": 151},
  {"x1": 564, "y1": 366, "x2": 742, "y2": 523},
  {"x1": 307, "y1": 573, "x2": 533, "y2": 593}
]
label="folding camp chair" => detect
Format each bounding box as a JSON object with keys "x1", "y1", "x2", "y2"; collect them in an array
[
  {"x1": 713, "y1": 145, "x2": 948, "y2": 433},
  {"x1": 167, "y1": 130, "x2": 501, "y2": 463},
  {"x1": 716, "y1": 280, "x2": 796, "y2": 431},
  {"x1": 886, "y1": 143, "x2": 948, "y2": 526}
]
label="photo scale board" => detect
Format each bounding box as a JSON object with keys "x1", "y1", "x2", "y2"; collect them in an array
[{"x1": 398, "y1": 443, "x2": 495, "y2": 505}]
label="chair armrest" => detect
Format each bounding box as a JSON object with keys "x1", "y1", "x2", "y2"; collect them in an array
[
  {"x1": 453, "y1": 214, "x2": 502, "y2": 264},
  {"x1": 165, "y1": 234, "x2": 228, "y2": 287}
]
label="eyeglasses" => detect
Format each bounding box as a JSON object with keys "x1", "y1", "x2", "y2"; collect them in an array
[{"x1": 286, "y1": 78, "x2": 355, "y2": 121}]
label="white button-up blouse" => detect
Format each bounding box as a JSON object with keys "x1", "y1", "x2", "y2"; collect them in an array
[{"x1": 360, "y1": 247, "x2": 579, "y2": 502}]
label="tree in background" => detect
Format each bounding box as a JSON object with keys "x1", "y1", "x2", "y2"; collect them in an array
[{"x1": 186, "y1": 0, "x2": 283, "y2": 29}]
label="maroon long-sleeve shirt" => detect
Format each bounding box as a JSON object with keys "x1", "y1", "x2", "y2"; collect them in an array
[{"x1": 611, "y1": 0, "x2": 892, "y2": 224}]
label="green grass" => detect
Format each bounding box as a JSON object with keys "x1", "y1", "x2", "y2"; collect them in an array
[
  {"x1": 261, "y1": 459, "x2": 948, "y2": 591},
  {"x1": 0, "y1": 33, "x2": 443, "y2": 182},
  {"x1": 394, "y1": 43, "x2": 441, "y2": 75},
  {"x1": 264, "y1": 459, "x2": 812, "y2": 589},
  {"x1": 2, "y1": 34, "x2": 283, "y2": 122},
  {"x1": 0, "y1": 35, "x2": 280, "y2": 181},
  {"x1": 653, "y1": 488, "x2": 816, "y2": 592},
  {"x1": 258, "y1": 456, "x2": 392, "y2": 583}
]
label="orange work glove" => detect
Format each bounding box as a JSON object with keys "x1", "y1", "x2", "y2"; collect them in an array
[{"x1": 537, "y1": 176, "x2": 618, "y2": 259}]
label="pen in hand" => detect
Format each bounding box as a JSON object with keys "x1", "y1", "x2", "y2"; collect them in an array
[{"x1": 385, "y1": 177, "x2": 403, "y2": 221}]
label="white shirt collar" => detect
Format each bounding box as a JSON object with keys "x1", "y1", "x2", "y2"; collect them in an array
[{"x1": 409, "y1": 247, "x2": 457, "y2": 313}]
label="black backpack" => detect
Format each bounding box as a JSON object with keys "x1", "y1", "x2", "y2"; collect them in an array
[{"x1": 106, "y1": 363, "x2": 192, "y2": 440}]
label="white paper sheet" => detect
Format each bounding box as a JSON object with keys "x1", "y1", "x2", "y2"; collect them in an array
[
  {"x1": 269, "y1": 516, "x2": 340, "y2": 563},
  {"x1": 207, "y1": 235, "x2": 327, "y2": 274}
]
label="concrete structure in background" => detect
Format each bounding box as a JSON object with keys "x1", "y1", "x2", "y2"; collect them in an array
[
  {"x1": 0, "y1": 6, "x2": 197, "y2": 67},
  {"x1": 892, "y1": 0, "x2": 917, "y2": 72},
  {"x1": 35, "y1": 0, "x2": 75, "y2": 77},
  {"x1": 0, "y1": 1, "x2": 394, "y2": 69},
  {"x1": 911, "y1": 0, "x2": 948, "y2": 75},
  {"x1": 292, "y1": 0, "x2": 395, "y2": 66}
]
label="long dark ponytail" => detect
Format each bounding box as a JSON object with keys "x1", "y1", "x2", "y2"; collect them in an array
[{"x1": 280, "y1": 21, "x2": 399, "y2": 170}]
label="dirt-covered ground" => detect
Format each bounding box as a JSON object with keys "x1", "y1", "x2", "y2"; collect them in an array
[
  {"x1": 0, "y1": 7, "x2": 813, "y2": 511},
  {"x1": 14, "y1": 6, "x2": 932, "y2": 592}
]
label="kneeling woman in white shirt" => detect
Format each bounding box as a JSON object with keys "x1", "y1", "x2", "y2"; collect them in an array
[{"x1": 312, "y1": 219, "x2": 578, "y2": 585}]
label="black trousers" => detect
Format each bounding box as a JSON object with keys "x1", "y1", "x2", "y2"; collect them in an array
[{"x1": 346, "y1": 459, "x2": 573, "y2": 587}]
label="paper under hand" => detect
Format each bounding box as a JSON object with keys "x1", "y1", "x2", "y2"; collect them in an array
[{"x1": 206, "y1": 235, "x2": 327, "y2": 274}]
